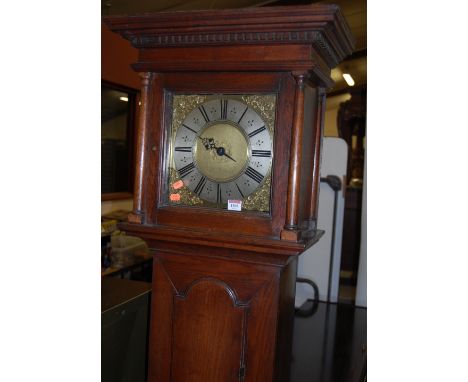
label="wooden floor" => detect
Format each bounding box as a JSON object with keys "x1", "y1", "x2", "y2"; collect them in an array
[{"x1": 290, "y1": 301, "x2": 367, "y2": 382}]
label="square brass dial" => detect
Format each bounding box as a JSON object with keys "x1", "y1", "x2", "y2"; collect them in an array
[{"x1": 165, "y1": 94, "x2": 277, "y2": 213}]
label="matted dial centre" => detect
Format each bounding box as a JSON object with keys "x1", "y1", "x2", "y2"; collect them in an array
[{"x1": 194, "y1": 122, "x2": 249, "y2": 183}]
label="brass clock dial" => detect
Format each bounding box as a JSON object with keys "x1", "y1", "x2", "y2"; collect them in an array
[
  {"x1": 169, "y1": 95, "x2": 276, "y2": 211},
  {"x1": 194, "y1": 121, "x2": 249, "y2": 183}
]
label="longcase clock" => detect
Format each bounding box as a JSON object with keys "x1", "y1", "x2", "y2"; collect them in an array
[{"x1": 104, "y1": 5, "x2": 354, "y2": 382}]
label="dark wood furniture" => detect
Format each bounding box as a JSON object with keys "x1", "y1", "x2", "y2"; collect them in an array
[
  {"x1": 337, "y1": 86, "x2": 366, "y2": 187},
  {"x1": 102, "y1": 278, "x2": 152, "y2": 382},
  {"x1": 337, "y1": 87, "x2": 366, "y2": 288},
  {"x1": 104, "y1": 5, "x2": 353, "y2": 381},
  {"x1": 101, "y1": 80, "x2": 139, "y2": 200},
  {"x1": 340, "y1": 187, "x2": 363, "y2": 286}
]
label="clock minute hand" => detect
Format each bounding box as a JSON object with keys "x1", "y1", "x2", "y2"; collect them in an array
[{"x1": 215, "y1": 147, "x2": 237, "y2": 163}]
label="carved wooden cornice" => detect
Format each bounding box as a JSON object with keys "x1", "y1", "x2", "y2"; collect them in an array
[{"x1": 103, "y1": 5, "x2": 355, "y2": 70}]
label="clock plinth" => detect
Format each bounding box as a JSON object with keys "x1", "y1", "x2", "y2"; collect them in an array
[{"x1": 104, "y1": 5, "x2": 354, "y2": 381}]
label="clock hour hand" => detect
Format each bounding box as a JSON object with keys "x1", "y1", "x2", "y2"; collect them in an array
[{"x1": 199, "y1": 136, "x2": 216, "y2": 150}]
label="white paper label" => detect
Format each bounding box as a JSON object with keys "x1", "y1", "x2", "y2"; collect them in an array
[{"x1": 227, "y1": 199, "x2": 242, "y2": 211}]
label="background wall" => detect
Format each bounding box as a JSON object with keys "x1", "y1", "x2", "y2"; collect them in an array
[{"x1": 101, "y1": 24, "x2": 139, "y2": 89}]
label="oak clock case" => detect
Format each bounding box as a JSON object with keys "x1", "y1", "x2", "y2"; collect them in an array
[
  {"x1": 103, "y1": 5, "x2": 355, "y2": 382},
  {"x1": 166, "y1": 94, "x2": 276, "y2": 213}
]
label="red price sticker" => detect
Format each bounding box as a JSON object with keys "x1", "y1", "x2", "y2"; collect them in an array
[
  {"x1": 172, "y1": 180, "x2": 184, "y2": 190},
  {"x1": 227, "y1": 199, "x2": 242, "y2": 211},
  {"x1": 170, "y1": 193, "x2": 181, "y2": 202}
]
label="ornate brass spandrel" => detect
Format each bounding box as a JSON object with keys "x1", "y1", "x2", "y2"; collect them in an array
[
  {"x1": 168, "y1": 167, "x2": 205, "y2": 206},
  {"x1": 241, "y1": 94, "x2": 276, "y2": 135},
  {"x1": 170, "y1": 95, "x2": 207, "y2": 145},
  {"x1": 241, "y1": 174, "x2": 271, "y2": 212}
]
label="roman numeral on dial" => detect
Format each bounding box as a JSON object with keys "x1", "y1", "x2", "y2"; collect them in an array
[
  {"x1": 235, "y1": 182, "x2": 245, "y2": 198},
  {"x1": 248, "y1": 126, "x2": 266, "y2": 138},
  {"x1": 245, "y1": 166, "x2": 264, "y2": 184},
  {"x1": 220, "y1": 99, "x2": 228, "y2": 120},
  {"x1": 252, "y1": 149, "x2": 271, "y2": 157},
  {"x1": 178, "y1": 162, "x2": 195, "y2": 178},
  {"x1": 198, "y1": 105, "x2": 210, "y2": 123},
  {"x1": 217, "y1": 183, "x2": 222, "y2": 203},
  {"x1": 182, "y1": 124, "x2": 198, "y2": 134},
  {"x1": 237, "y1": 106, "x2": 248, "y2": 124},
  {"x1": 174, "y1": 146, "x2": 192, "y2": 152},
  {"x1": 194, "y1": 176, "x2": 207, "y2": 196}
]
